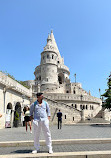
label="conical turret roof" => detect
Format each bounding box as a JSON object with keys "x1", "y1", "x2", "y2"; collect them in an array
[{"x1": 44, "y1": 30, "x2": 60, "y2": 54}]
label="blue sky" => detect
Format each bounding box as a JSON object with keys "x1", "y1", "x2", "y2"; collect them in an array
[{"x1": 0, "y1": 0, "x2": 111, "y2": 98}]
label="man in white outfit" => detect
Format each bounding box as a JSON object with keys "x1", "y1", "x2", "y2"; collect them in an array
[{"x1": 30, "y1": 92, "x2": 53, "y2": 154}]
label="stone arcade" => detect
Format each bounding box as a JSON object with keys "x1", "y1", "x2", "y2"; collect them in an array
[{"x1": 0, "y1": 72, "x2": 32, "y2": 129}]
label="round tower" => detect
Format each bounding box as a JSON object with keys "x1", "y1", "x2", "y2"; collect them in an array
[{"x1": 40, "y1": 31, "x2": 59, "y2": 92}]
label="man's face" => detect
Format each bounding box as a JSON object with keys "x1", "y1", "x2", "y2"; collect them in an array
[{"x1": 37, "y1": 94, "x2": 43, "y2": 100}]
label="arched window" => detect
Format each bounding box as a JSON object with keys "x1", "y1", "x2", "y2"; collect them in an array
[
  {"x1": 86, "y1": 105, "x2": 88, "y2": 110},
  {"x1": 80, "y1": 105, "x2": 82, "y2": 109},
  {"x1": 75, "y1": 104, "x2": 77, "y2": 109},
  {"x1": 83, "y1": 105, "x2": 85, "y2": 110},
  {"x1": 73, "y1": 90, "x2": 76, "y2": 94},
  {"x1": 90, "y1": 105, "x2": 92, "y2": 110},
  {"x1": 47, "y1": 54, "x2": 49, "y2": 59},
  {"x1": 58, "y1": 76, "x2": 62, "y2": 84},
  {"x1": 72, "y1": 104, "x2": 73, "y2": 107},
  {"x1": 52, "y1": 55, "x2": 54, "y2": 59},
  {"x1": 66, "y1": 91, "x2": 69, "y2": 93},
  {"x1": 7, "y1": 103, "x2": 12, "y2": 109},
  {"x1": 65, "y1": 115, "x2": 66, "y2": 119}
]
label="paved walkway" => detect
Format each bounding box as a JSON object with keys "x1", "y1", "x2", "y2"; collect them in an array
[
  {"x1": 1, "y1": 124, "x2": 111, "y2": 156},
  {"x1": 0, "y1": 124, "x2": 111, "y2": 142},
  {"x1": 0, "y1": 143, "x2": 111, "y2": 155}
]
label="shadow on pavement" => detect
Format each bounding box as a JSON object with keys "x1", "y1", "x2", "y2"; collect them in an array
[
  {"x1": 90, "y1": 124, "x2": 111, "y2": 127},
  {"x1": 11, "y1": 150, "x2": 48, "y2": 154}
]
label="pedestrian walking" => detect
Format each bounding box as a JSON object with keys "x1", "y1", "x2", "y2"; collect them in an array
[
  {"x1": 24, "y1": 106, "x2": 32, "y2": 133},
  {"x1": 57, "y1": 110, "x2": 62, "y2": 129},
  {"x1": 30, "y1": 92, "x2": 53, "y2": 154}
]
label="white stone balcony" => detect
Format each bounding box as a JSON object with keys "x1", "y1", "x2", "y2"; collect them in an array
[{"x1": 58, "y1": 64, "x2": 70, "y2": 73}]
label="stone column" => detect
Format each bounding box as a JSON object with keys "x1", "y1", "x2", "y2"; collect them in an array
[{"x1": 81, "y1": 109, "x2": 85, "y2": 121}]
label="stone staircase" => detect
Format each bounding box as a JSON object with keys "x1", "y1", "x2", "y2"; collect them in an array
[
  {"x1": 44, "y1": 96, "x2": 82, "y2": 124},
  {"x1": 79, "y1": 107, "x2": 110, "y2": 124},
  {"x1": 32, "y1": 95, "x2": 82, "y2": 124},
  {"x1": 79, "y1": 117, "x2": 110, "y2": 124},
  {"x1": 94, "y1": 107, "x2": 105, "y2": 118}
]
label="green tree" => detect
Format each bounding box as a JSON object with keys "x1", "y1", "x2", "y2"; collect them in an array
[
  {"x1": 15, "y1": 111, "x2": 19, "y2": 121},
  {"x1": 0, "y1": 70, "x2": 30, "y2": 89},
  {"x1": 102, "y1": 73, "x2": 111, "y2": 109}
]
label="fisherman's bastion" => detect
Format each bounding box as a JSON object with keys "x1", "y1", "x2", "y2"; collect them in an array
[{"x1": 0, "y1": 31, "x2": 110, "y2": 129}]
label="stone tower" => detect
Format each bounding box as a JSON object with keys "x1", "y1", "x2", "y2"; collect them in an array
[
  {"x1": 40, "y1": 30, "x2": 58, "y2": 91},
  {"x1": 34, "y1": 30, "x2": 70, "y2": 93}
]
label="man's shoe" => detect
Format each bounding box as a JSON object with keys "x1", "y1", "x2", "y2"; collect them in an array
[
  {"x1": 32, "y1": 150, "x2": 37, "y2": 154},
  {"x1": 49, "y1": 149, "x2": 53, "y2": 154}
]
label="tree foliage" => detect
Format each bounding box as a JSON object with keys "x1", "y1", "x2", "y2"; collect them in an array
[
  {"x1": 102, "y1": 73, "x2": 111, "y2": 109},
  {"x1": 0, "y1": 70, "x2": 30, "y2": 89}
]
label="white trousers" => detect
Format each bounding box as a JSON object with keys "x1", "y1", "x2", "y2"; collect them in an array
[{"x1": 33, "y1": 119, "x2": 52, "y2": 150}]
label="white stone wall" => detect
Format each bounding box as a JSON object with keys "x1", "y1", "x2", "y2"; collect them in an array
[
  {"x1": 0, "y1": 86, "x2": 31, "y2": 129},
  {"x1": 43, "y1": 93, "x2": 102, "y2": 119},
  {"x1": 102, "y1": 109, "x2": 111, "y2": 121},
  {"x1": 0, "y1": 72, "x2": 32, "y2": 129},
  {"x1": 41, "y1": 64, "x2": 58, "y2": 84},
  {"x1": 0, "y1": 86, "x2": 4, "y2": 113}
]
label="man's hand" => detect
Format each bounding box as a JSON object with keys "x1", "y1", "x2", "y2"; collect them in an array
[{"x1": 48, "y1": 116, "x2": 50, "y2": 120}]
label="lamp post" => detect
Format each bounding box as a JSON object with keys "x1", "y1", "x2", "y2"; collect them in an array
[
  {"x1": 74, "y1": 73, "x2": 76, "y2": 83},
  {"x1": 80, "y1": 94, "x2": 85, "y2": 121},
  {"x1": 80, "y1": 94, "x2": 83, "y2": 102},
  {"x1": 99, "y1": 88, "x2": 101, "y2": 99}
]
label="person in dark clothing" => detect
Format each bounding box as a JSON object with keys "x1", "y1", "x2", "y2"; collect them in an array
[{"x1": 57, "y1": 110, "x2": 62, "y2": 129}]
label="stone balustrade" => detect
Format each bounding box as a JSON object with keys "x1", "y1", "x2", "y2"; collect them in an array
[
  {"x1": 58, "y1": 64, "x2": 69, "y2": 73},
  {"x1": 45, "y1": 93, "x2": 102, "y2": 104},
  {"x1": 0, "y1": 72, "x2": 32, "y2": 97}
]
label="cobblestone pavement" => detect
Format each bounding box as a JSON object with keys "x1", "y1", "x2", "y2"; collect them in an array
[
  {"x1": 0, "y1": 124, "x2": 111, "y2": 142},
  {"x1": 0, "y1": 143, "x2": 111, "y2": 155}
]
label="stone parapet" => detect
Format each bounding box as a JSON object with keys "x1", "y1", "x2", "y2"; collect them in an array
[
  {"x1": 0, "y1": 72, "x2": 32, "y2": 98},
  {"x1": 44, "y1": 93, "x2": 102, "y2": 104},
  {"x1": 58, "y1": 64, "x2": 70, "y2": 74}
]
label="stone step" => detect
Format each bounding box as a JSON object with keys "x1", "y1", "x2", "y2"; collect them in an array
[
  {"x1": 0, "y1": 151, "x2": 111, "y2": 158},
  {"x1": 79, "y1": 118, "x2": 110, "y2": 123},
  {"x1": 0, "y1": 149, "x2": 111, "y2": 158},
  {"x1": 1, "y1": 138, "x2": 111, "y2": 147},
  {"x1": 1, "y1": 139, "x2": 111, "y2": 157}
]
